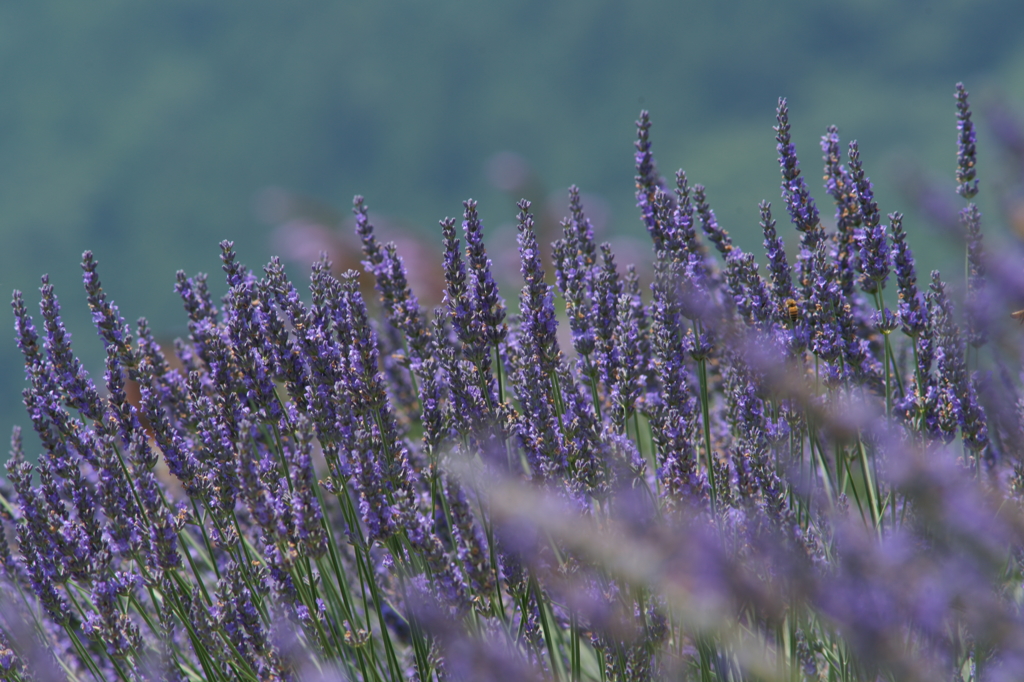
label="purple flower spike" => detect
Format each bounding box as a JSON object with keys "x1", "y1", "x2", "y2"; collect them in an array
[
  {"x1": 806, "y1": 243, "x2": 845, "y2": 366},
  {"x1": 354, "y1": 195, "x2": 431, "y2": 362},
  {"x1": 84, "y1": 573, "x2": 143, "y2": 657},
  {"x1": 82, "y1": 252, "x2": 137, "y2": 372},
  {"x1": 694, "y1": 185, "x2": 733, "y2": 257},
  {"x1": 554, "y1": 238, "x2": 596, "y2": 373},
  {"x1": 725, "y1": 248, "x2": 772, "y2": 329},
  {"x1": 219, "y1": 239, "x2": 252, "y2": 290},
  {"x1": 890, "y1": 213, "x2": 927, "y2": 338},
  {"x1": 955, "y1": 82, "x2": 979, "y2": 199},
  {"x1": 847, "y1": 141, "x2": 880, "y2": 236},
  {"x1": 634, "y1": 111, "x2": 663, "y2": 239},
  {"x1": 856, "y1": 220, "x2": 891, "y2": 296},
  {"x1": 649, "y1": 255, "x2": 702, "y2": 507},
  {"x1": 38, "y1": 276, "x2": 104, "y2": 422},
  {"x1": 442, "y1": 216, "x2": 474, "y2": 348},
  {"x1": 928, "y1": 271, "x2": 987, "y2": 452},
  {"x1": 775, "y1": 98, "x2": 823, "y2": 247},
  {"x1": 445, "y1": 205, "x2": 502, "y2": 415},
  {"x1": 609, "y1": 289, "x2": 647, "y2": 433},
  {"x1": 174, "y1": 269, "x2": 235, "y2": 394},
  {"x1": 759, "y1": 201, "x2": 795, "y2": 323},
  {"x1": 463, "y1": 198, "x2": 508, "y2": 351},
  {"x1": 674, "y1": 172, "x2": 707, "y2": 272},
  {"x1": 847, "y1": 141, "x2": 890, "y2": 295},
  {"x1": 593, "y1": 243, "x2": 623, "y2": 390},
  {"x1": 821, "y1": 126, "x2": 860, "y2": 298},
  {"x1": 874, "y1": 307, "x2": 899, "y2": 335},
  {"x1": 554, "y1": 188, "x2": 602, "y2": 363},
  {"x1": 287, "y1": 410, "x2": 327, "y2": 559},
  {"x1": 506, "y1": 199, "x2": 569, "y2": 479},
  {"x1": 516, "y1": 199, "x2": 560, "y2": 379},
  {"x1": 12, "y1": 290, "x2": 44, "y2": 386},
  {"x1": 445, "y1": 475, "x2": 494, "y2": 594},
  {"x1": 567, "y1": 186, "x2": 598, "y2": 273}
]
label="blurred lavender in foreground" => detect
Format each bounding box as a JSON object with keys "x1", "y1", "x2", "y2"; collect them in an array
[{"x1": 3, "y1": 83, "x2": 1024, "y2": 681}]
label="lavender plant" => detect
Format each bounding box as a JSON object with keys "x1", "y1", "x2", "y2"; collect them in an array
[{"x1": 4, "y1": 83, "x2": 1024, "y2": 682}]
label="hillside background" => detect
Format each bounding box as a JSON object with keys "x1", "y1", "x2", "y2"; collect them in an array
[{"x1": 3, "y1": 0, "x2": 1024, "y2": 446}]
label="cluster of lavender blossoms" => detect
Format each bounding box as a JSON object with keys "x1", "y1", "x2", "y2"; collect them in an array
[{"x1": 5, "y1": 83, "x2": 1024, "y2": 682}]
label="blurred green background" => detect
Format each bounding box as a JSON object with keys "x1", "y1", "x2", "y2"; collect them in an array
[{"x1": 3, "y1": 0, "x2": 1024, "y2": 447}]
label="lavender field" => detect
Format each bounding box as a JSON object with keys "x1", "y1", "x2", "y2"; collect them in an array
[{"x1": 1, "y1": 83, "x2": 1022, "y2": 681}]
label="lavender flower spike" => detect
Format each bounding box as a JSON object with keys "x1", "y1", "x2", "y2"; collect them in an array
[
  {"x1": 516, "y1": 199, "x2": 561, "y2": 378},
  {"x1": 848, "y1": 141, "x2": 890, "y2": 295},
  {"x1": 353, "y1": 195, "x2": 431, "y2": 361},
  {"x1": 775, "y1": 98, "x2": 823, "y2": 246},
  {"x1": 955, "y1": 82, "x2": 979, "y2": 199},
  {"x1": 635, "y1": 110, "x2": 664, "y2": 240},
  {"x1": 463, "y1": 198, "x2": 508, "y2": 350},
  {"x1": 82, "y1": 251, "x2": 137, "y2": 371},
  {"x1": 821, "y1": 125, "x2": 860, "y2": 298},
  {"x1": 38, "y1": 275, "x2": 104, "y2": 422},
  {"x1": 694, "y1": 184, "x2": 732, "y2": 256},
  {"x1": 890, "y1": 213, "x2": 927, "y2": 338},
  {"x1": 759, "y1": 201, "x2": 795, "y2": 321}
]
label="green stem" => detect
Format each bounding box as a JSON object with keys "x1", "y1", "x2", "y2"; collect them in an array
[{"x1": 694, "y1": 327, "x2": 717, "y2": 514}]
